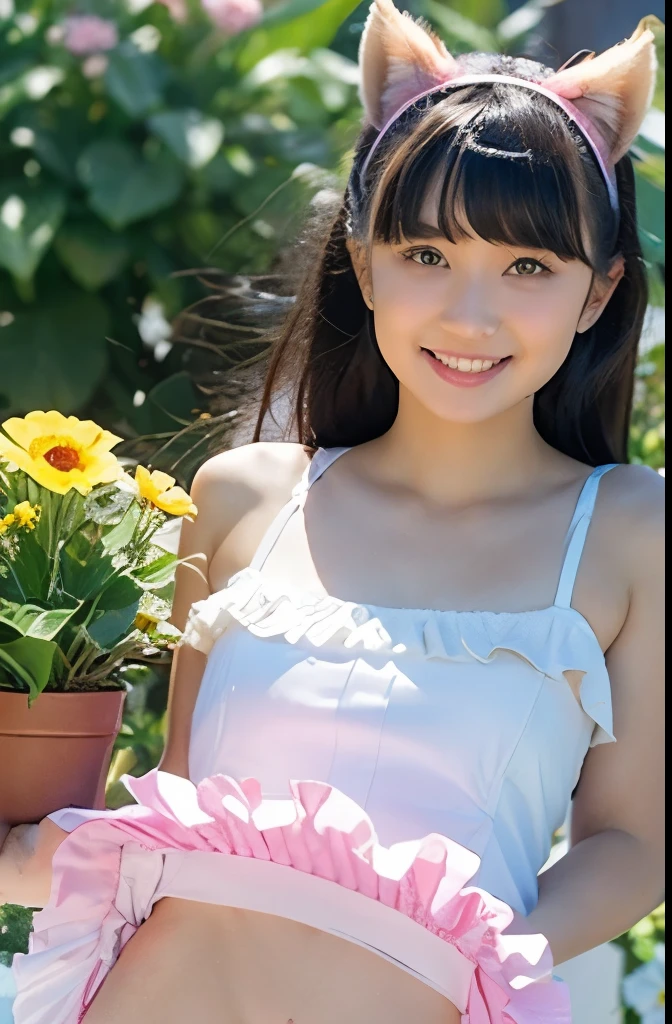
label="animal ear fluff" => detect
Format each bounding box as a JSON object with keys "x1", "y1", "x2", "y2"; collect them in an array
[
  {"x1": 358, "y1": 0, "x2": 458, "y2": 129},
  {"x1": 358, "y1": 1, "x2": 661, "y2": 164},
  {"x1": 536, "y1": 17, "x2": 661, "y2": 163}
]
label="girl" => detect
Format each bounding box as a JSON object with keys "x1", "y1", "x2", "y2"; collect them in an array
[{"x1": 3, "y1": 3, "x2": 664, "y2": 1022}]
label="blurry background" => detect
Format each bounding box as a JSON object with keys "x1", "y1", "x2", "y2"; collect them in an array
[{"x1": 0, "y1": 2, "x2": 665, "y2": 1021}]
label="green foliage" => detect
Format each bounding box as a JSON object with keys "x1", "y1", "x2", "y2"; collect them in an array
[
  {"x1": 0, "y1": 0, "x2": 359, "y2": 430},
  {"x1": 0, "y1": 455, "x2": 185, "y2": 703},
  {"x1": 0, "y1": 902, "x2": 34, "y2": 968},
  {"x1": 630, "y1": 344, "x2": 665, "y2": 470}
]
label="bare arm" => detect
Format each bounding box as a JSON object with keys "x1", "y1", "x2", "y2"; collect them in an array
[
  {"x1": 507, "y1": 468, "x2": 665, "y2": 965},
  {"x1": 158, "y1": 441, "x2": 310, "y2": 778},
  {"x1": 1, "y1": 442, "x2": 309, "y2": 905}
]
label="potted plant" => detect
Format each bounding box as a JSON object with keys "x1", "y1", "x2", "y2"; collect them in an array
[{"x1": 0, "y1": 410, "x2": 197, "y2": 827}]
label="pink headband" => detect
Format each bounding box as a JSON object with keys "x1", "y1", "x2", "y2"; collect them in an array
[{"x1": 360, "y1": 73, "x2": 620, "y2": 213}]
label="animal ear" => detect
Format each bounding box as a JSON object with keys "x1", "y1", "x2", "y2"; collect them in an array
[
  {"x1": 359, "y1": 0, "x2": 459, "y2": 129},
  {"x1": 544, "y1": 17, "x2": 662, "y2": 163}
]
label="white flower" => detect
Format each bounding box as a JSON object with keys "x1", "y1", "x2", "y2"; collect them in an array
[
  {"x1": 136, "y1": 297, "x2": 172, "y2": 357},
  {"x1": 622, "y1": 944, "x2": 665, "y2": 1024},
  {"x1": 81, "y1": 54, "x2": 109, "y2": 78}
]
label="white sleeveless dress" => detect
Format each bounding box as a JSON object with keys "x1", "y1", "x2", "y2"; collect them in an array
[{"x1": 12, "y1": 446, "x2": 617, "y2": 1024}]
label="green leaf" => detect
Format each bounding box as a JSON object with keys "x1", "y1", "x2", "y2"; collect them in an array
[
  {"x1": 0, "y1": 614, "x2": 22, "y2": 643},
  {"x1": 0, "y1": 534, "x2": 49, "y2": 603},
  {"x1": 237, "y1": 0, "x2": 363, "y2": 72},
  {"x1": 132, "y1": 551, "x2": 176, "y2": 586},
  {"x1": 5, "y1": 603, "x2": 81, "y2": 640},
  {"x1": 104, "y1": 42, "x2": 166, "y2": 118},
  {"x1": 0, "y1": 183, "x2": 66, "y2": 286},
  {"x1": 0, "y1": 290, "x2": 109, "y2": 415},
  {"x1": 101, "y1": 503, "x2": 141, "y2": 555},
  {"x1": 496, "y1": 0, "x2": 564, "y2": 47},
  {"x1": 138, "y1": 372, "x2": 200, "y2": 433},
  {"x1": 60, "y1": 535, "x2": 117, "y2": 601},
  {"x1": 84, "y1": 483, "x2": 135, "y2": 526},
  {"x1": 0, "y1": 64, "x2": 64, "y2": 120},
  {"x1": 7, "y1": 106, "x2": 86, "y2": 186},
  {"x1": 97, "y1": 573, "x2": 144, "y2": 611},
  {"x1": 88, "y1": 603, "x2": 140, "y2": 649},
  {"x1": 457, "y1": 0, "x2": 507, "y2": 28},
  {"x1": 78, "y1": 140, "x2": 184, "y2": 229},
  {"x1": 54, "y1": 222, "x2": 131, "y2": 291},
  {"x1": 0, "y1": 636, "x2": 57, "y2": 702},
  {"x1": 425, "y1": 1, "x2": 497, "y2": 53},
  {"x1": 634, "y1": 171, "x2": 665, "y2": 265},
  {"x1": 148, "y1": 109, "x2": 225, "y2": 170}
]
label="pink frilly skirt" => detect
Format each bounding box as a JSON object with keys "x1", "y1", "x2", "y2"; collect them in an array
[{"x1": 11, "y1": 769, "x2": 571, "y2": 1024}]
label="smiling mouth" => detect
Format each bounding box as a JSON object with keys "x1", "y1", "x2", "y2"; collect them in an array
[{"x1": 421, "y1": 348, "x2": 512, "y2": 374}]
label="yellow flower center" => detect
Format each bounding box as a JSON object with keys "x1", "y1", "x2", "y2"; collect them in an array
[{"x1": 28, "y1": 435, "x2": 83, "y2": 473}]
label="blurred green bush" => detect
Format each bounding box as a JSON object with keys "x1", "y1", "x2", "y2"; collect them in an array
[
  {"x1": 0, "y1": 0, "x2": 664, "y2": 463},
  {"x1": 0, "y1": 0, "x2": 362, "y2": 434}
]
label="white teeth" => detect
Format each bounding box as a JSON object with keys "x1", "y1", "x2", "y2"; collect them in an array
[{"x1": 429, "y1": 351, "x2": 506, "y2": 372}]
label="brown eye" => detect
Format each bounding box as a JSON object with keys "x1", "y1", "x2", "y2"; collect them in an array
[
  {"x1": 406, "y1": 248, "x2": 446, "y2": 267},
  {"x1": 510, "y1": 258, "x2": 546, "y2": 276}
]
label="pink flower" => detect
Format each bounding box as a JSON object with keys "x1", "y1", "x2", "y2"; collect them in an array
[
  {"x1": 63, "y1": 15, "x2": 118, "y2": 56},
  {"x1": 201, "y1": 0, "x2": 262, "y2": 35}
]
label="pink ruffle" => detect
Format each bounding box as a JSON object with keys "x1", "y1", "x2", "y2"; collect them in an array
[{"x1": 12, "y1": 769, "x2": 571, "y2": 1024}]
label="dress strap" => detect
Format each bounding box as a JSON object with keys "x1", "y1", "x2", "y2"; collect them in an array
[
  {"x1": 554, "y1": 464, "x2": 619, "y2": 609},
  {"x1": 249, "y1": 446, "x2": 352, "y2": 571}
]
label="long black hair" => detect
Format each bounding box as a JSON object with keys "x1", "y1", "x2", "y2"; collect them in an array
[{"x1": 191, "y1": 52, "x2": 648, "y2": 466}]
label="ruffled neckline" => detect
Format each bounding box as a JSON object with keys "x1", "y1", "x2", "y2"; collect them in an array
[{"x1": 180, "y1": 566, "x2": 615, "y2": 746}]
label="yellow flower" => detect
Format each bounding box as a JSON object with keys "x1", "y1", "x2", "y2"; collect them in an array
[
  {"x1": 134, "y1": 610, "x2": 161, "y2": 633},
  {"x1": 0, "y1": 512, "x2": 15, "y2": 535},
  {"x1": 0, "y1": 501, "x2": 40, "y2": 534},
  {"x1": 134, "y1": 465, "x2": 197, "y2": 517},
  {"x1": 13, "y1": 500, "x2": 40, "y2": 529},
  {"x1": 0, "y1": 411, "x2": 124, "y2": 496}
]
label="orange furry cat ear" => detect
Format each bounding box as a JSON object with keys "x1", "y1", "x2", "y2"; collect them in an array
[
  {"x1": 358, "y1": 0, "x2": 459, "y2": 129},
  {"x1": 543, "y1": 17, "x2": 661, "y2": 163}
]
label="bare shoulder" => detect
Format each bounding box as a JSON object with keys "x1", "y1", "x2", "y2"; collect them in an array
[
  {"x1": 193, "y1": 441, "x2": 310, "y2": 499},
  {"x1": 600, "y1": 463, "x2": 665, "y2": 573},
  {"x1": 190, "y1": 442, "x2": 312, "y2": 584}
]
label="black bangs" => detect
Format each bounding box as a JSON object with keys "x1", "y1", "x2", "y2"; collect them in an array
[
  {"x1": 249, "y1": 72, "x2": 645, "y2": 466},
  {"x1": 370, "y1": 88, "x2": 618, "y2": 271}
]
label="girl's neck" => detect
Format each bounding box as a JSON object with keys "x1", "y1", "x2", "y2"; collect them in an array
[{"x1": 364, "y1": 391, "x2": 566, "y2": 507}]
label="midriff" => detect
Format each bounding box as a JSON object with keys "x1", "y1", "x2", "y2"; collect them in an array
[{"x1": 82, "y1": 898, "x2": 461, "y2": 1024}]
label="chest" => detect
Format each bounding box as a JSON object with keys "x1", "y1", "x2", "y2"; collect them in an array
[
  {"x1": 188, "y1": 624, "x2": 592, "y2": 846},
  {"x1": 252, "y1": 491, "x2": 622, "y2": 652}
]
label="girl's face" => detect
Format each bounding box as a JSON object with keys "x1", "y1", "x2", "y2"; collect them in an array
[{"x1": 359, "y1": 194, "x2": 623, "y2": 425}]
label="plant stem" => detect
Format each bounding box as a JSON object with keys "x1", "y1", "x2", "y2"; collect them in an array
[{"x1": 81, "y1": 590, "x2": 103, "y2": 631}]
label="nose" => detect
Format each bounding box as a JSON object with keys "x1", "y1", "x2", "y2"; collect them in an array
[{"x1": 438, "y1": 282, "x2": 499, "y2": 340}]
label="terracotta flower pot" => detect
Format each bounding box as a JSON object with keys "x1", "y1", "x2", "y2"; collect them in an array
[{"x1": 0, "y1": 689, "x2": 126, "y2": 827}]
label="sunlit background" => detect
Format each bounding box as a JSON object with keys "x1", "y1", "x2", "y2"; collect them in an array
[{"x1": 0, "y1": 2, "x2": 665, "y2": 1021}]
